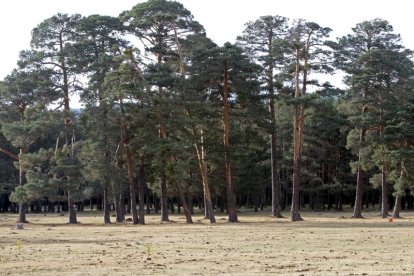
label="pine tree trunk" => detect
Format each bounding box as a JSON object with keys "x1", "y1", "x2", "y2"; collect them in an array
[
  {"x1": 290, "y1": 47, "x2": 303, "y2": 222},
  {"x1": 114, "y1": 193, "x2": 124, "y2": 223},
  {"x1": 204, "y1": 194, "x2": 209, "y2": 219},
  {"x1": 123, "y1": 140, "x2": 138, "y2": 224},
  {"x1": 223, "y1": 61, "x2": 238, "y2": 223},
  {"x1": 270, "y1": 132, "x2": 282, "y2": 217},
  {"x1": 267, "y1": 31, "x2": 281, "y2": 218},
  {"x1": 68, "y1": 196, "x2": 77, "y2": 224},
  {"x1": 138, "y1": 156, "x2": 146, "y2": 225},
  {"x1": 353, "y1": 129, "x2": 366, "y2": 218},
  {"x1": 103, "y1": 188, "x2": 111, "y2": 224},
  {"x1": 18, "y1": 203, "x2": 27, "y2": 223},
  {"x1": 195, "y1": 129, "x2": 216, "y2": 223},
  {"x1": 175, "y1": 180, "x2": 193, "y2": 224},
  {"x1": 291, "y1": 162, "x2": 303, "y2": 221},
  {"x1": 392, "y1": 195, "x2": 402, "y2": 219},
  {"x1": 146, "y1": 190, "x2": 151, "y2": 214},
  {"x1": 381, "y1": 164, "x2": 389, "y2": 218},
  {"x1": 353, "y1": 166, "x2": 364, "y2": 218},
  {"x1": 18, "y1": 147, "x2": 28, "y2": 223},
  {"x1": 160, "y1": 176, "x2": 169, "y2": 222}
]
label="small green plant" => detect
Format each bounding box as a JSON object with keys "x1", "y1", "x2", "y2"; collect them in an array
[
  {"x1": 16, "y1": 240, "x2": 23, "y2": 253},
  {"x1": 145, "y1": 243, "x2": 153, "y2": 256}
]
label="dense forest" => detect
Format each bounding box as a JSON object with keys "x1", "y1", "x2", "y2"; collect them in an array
[{"x1": 1, "y1": 0, "x2": 414, "y2": 224}]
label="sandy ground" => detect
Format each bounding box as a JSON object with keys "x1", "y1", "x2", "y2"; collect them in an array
[{"x1": 0, "y1": 210, "x2": 414, "y2": 275}]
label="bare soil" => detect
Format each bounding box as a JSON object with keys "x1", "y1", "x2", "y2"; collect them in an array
[{"x1": 1, "y1": 210, "x2": 414, "y2": 275}]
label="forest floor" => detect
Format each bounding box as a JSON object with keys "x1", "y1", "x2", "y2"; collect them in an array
[{"x1": 0, "y1": 209, "x2": 414, "y2": 275}]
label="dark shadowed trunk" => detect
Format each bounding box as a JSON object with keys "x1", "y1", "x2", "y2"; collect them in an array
[
  {"x1": 160, "y1": 176, "x2": 169, "y2": 222},
  {"x1": 175, "y1": 181, "x2": 193, "y2": 224},
  {"x1": 18, "y1": 149, "x2": 27, "y2": 223},
  {"x1": 114, "y1": 192, "x2": 124, "y2": 223},
  {"x1": 103, "y1": 188, "x2": 111, "y2": 224},
  {"x1": 68, "y1": 196, "x2": 77, "y2": 224},
  {"x1": 381, "y1": 164, "x2": 389, "y2": 218},
  {"x1": 138, "y1": 155, "x2": 146, "y2": 225}
]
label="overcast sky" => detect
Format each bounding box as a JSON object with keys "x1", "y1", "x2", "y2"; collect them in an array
[{"x1": 0, "y1": 0, "x2": 412, "y2": 80}]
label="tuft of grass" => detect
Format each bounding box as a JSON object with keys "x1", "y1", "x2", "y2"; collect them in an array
[{"x1": 16, "y1": 240, "x2": 23, "y2": 253}]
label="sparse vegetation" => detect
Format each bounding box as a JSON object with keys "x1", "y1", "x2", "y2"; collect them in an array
[{"x1": 1, "y1": 211, "x2": 414, "y2": 275}]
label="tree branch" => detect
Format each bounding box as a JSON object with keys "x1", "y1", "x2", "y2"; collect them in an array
[{"x1": 0, "y1": 146, "x2": 19, "y2": 160}]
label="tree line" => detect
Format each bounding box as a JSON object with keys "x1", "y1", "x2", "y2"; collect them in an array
[{"x1": 1, "y1": 0, "x2": 413, "y2": 224}]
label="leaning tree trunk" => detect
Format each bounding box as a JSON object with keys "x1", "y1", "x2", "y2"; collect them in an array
[
  {"x1": 175, "y1": 180, "x2": 193, "y2": 224},
  {"x1": 223, "y1": 61, "x2": 238, "y2": 223},
  {"x1": 392, "y1": 195, "x2": 402, "y2": 219},
  {"x1": 392, "y1": 167, "x2": 405, "y2": 219},
  {"x1": 196, "y1": 129, "x2": 216, "y2": 223}
]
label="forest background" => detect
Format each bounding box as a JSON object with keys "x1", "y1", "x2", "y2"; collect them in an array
[{"x1": 0, "y1": 0, "x2": 414, "y2": 225}]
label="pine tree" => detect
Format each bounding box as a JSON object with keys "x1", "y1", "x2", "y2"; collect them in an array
[
  {"x1": 286, "y1": 20, "x2": 333, "y2": 221},
  {"x1": 334, "y1": 19, "x2": 412, "y2": 218},
  {"x1": 1, "y1": 69, "x2": 56, "y2": 222},
  {"x1": 237, "y1": 15, "x2": 289, "y2": 218}
]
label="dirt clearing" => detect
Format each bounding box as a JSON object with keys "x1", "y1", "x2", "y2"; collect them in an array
[{"x1": 1, "y1": 211, "x2": 414, "y2": 275}]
